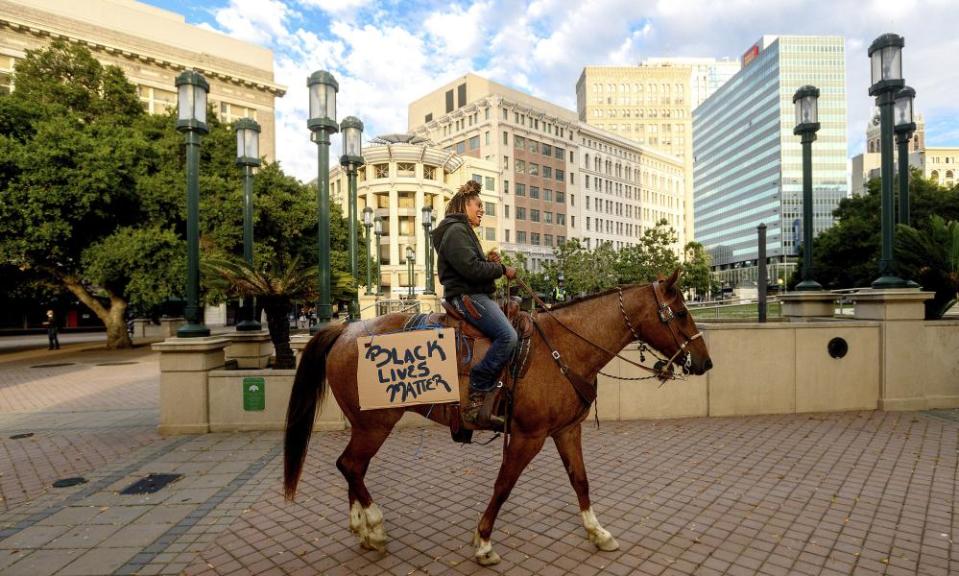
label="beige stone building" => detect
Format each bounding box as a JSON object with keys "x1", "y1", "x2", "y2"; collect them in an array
[
  {"x1": 916, "y1": 146, "x2": 959, "y2": 188},
  {"x1": 329, "y1": 134, "x2": 499, "y2": 298},
  {"x1": 851, "y1": 109, "x2": 928, "y2": 196},
  {"x1": 408, "y1": 73, "x2": 684, "y2": 272},
  {"x1": 0, "y1": 0, "x2": 285, "y2": 160},
  {"x1": 576, "y1": 65, "x2": 694, "y2": 245}
]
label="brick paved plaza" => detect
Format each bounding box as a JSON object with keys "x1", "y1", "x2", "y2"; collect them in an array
[{"x1": 0, "y1": 342, "x2": 956, "y2": 575}]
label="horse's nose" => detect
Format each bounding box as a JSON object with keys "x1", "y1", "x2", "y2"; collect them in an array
[{"x1": 704, "y1": 358, "x2": 713, "y2": 371}]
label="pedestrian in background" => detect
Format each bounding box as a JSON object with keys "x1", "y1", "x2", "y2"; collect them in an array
[{"x1": 44, "y1": 309, "x2": 60, "y2": 350}]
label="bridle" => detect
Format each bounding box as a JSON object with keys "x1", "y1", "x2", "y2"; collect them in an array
[
  {"x1": 621, "y1": 281, "x2": 704, "y2": 380},
  {"x1": 514, "y1": 277, "x2": 702, "y2": 383}
]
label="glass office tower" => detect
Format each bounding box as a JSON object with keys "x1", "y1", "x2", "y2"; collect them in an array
[{"x1": 693, "y1": 36, "x2": 847, "y2": 277}]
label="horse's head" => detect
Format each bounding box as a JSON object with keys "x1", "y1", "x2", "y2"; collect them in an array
[{"x1": 639, "y1": 269, "x2": 712, "y2": 377}]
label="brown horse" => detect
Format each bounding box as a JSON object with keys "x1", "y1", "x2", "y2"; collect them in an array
[{"x1": 284, "y1": 269, "x2": 712, "y2": 565}]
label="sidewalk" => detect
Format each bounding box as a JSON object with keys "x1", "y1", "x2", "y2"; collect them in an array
[{"x1": 0, "y1": 343, "x2": 956, "y2": 575}]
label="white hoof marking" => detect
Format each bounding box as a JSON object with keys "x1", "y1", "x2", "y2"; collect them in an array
[
  {"x1": 474, "y1": 536, "x2": 501, "y2": 566},
  {"x1": 350, "y1": 502, "x2": 387, "y2": 552},
  {"x1": 581, "y1": 506, "x2": 620, "y2": 551}
]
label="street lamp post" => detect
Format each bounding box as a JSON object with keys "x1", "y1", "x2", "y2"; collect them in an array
[
  {"x1": 307, "y1": 70, "x2": 338, "y2": 332},
  {"x1": 373, "y1": 216, "x2": 383, "y2": 296},
  {"x1": 175, "y1": 70, "x2": 211, "y2": 338},
  {"x1": 363, "y1": 206, "x2": 374, "y2": 296},
  {"x1": 235, "y1": 118, "x2": 262, "y2": 331},
  {"x1": 793, "y1": 85, "x2": 823, "y2": 291},
  {"x1": 894, "y1": 86, "x2": 916, "y2": 227},
  {"x1": 406, "y1": 245, "x2": 415, "y2": 298},
  {"x1": 339, "y1": 116, "x2": 365, "y2": 320},
  {"x1": 868, "y1": 33, "x2": 908, "y2": 289},
  {"x1": 421, "y1": 206, "x2": 435, "y2": 295}
]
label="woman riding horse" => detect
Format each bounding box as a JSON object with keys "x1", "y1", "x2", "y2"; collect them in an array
[{"x1": 430, "y1": 180, "x2": 517, "y2": 427}]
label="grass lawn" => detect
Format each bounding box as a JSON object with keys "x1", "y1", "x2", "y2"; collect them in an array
[{"x1": 690, "y1": 301, "x2": 783, "y2": 321}]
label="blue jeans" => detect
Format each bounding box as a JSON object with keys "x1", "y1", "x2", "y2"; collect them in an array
[{"x1": 452, "y1": 293, "x2": 518, "y2": 392}]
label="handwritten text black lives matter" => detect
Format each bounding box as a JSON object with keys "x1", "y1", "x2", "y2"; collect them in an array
[{"x1": 364, "y1": 338, "x2": 453, "y2": 403}]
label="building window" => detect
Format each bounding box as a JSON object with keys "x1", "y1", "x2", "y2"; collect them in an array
[
  {"x1": 517, "y1": 231, "x2": 527, "y2": 244},
  {"x1": 504, "y1": 205, "x2": 510, "y2": 218},
  {"x1": 515, "y1": 159, "x2": 526, "y2": 174},
  {"x1": 556, "y1": 169, "x2": 565, "y2": 181},
  {"x1": 544, "y1": 189, "x2": 552, "y2": 202},
  {"x1": 502, "y1": 131, "x2": 509, "y2": 145},
  {"x1": 503, "y1": 156, "x2": 509, "y2": 169},
  {"x1": 457, "y1": 83, "x2": 466, "y2": 107},
  {"x1": 571, "y1": 216, "x2": 575, "y2": 227},
  {"x1": 530, "y1": 209, "x2": 540, "y2": 222},
  {"x1": 469, "y1": 135, "x2": 480, "y2": 149},
  {"x1": 516, "y1": 207, "x2": 526, "y2": 220},
  {"x1": 445, "y1": 89, "x2": 454, "y2": 113},
  {"x1": 585, "y1": 175, "x2": 590, "y2": 189},
  {"x1": 455, "y1": 141, "x2": 465, "y2": 154},
  {"x1": 515, "y1": 135, "x2": 525, "y2": 149},
  {"x1": 485, "y1": 107, "x2": 490, "y2": 120},
  {"x1": 374, "y1": 164, "x2": 389, "y2": 179},
  {"x1": 542, "y1": 143, "x2": 552, "y2": 156},
  {"x1": 529, "y1": 163, "x2": 539, "y2": 176},
  {"x1": 543, "y1": 166, "x2": 553, "y2": 179},
  {"x1": 528, "y1": 140, "x2": 539, "y2": 154},
  {"x1": 531, "y1": 232, "x2": 541, "y2": 245},
  {"x1": 485, "y1": 227, "x2": 496, "y2": 241},
  {"x1": 485, "y1": 131, "x2": 490, "y2": 145},
  {"x1": 503, "y1": 108, "x2": 508, "y2": 120},
  {"x1": 515, "y1": 183, "x2": 526, "y2": 196},
  {"x1": 397, "y1": 162, "x2": 416, "y2": 177},
  {"x1": 544, "y1": 233, "x2": 553, "y2": 247},
  {"x1": 556, "y1": 213, "x2": 566, "y2": 225},
  {"x1": 556, "y1": 191, "x2": 565, "y2": 204},
  {"x1": 139, "y1": 85, "x2": 177, "y2": 114},
  {"x1": 423, "y1": 165, "x2": 436, "y2": 180},
  {"x1": 425, "y1": 113, "x2": 433, "y2": 123},
  {"x1": 530, "y1": 186, "x2": 540, "y2": 199},
  {"x1": 586, "y1": 217, "x2": 591, "y2": 231},
  {"x1": 544, "y1": 211, "x2": 553, "y2": 224},
  {"x1": 472, "y1": 174, "x2": 482, "y2": 183},
  {"x1": 505, "y1": 229, "x2": 510, "y2": 242},
  {"x1": 557, "y1": 235, "x2": 566, "y2": 245},
  {"x1": 570, "y1": 173, "x2": 575, "y2": 185},
  {"x1": 485, "y1": 176, "x2": 495, "y2": 191},
  {"x1": 484, "y1": 202, "x2": 496, "y2": 216}
]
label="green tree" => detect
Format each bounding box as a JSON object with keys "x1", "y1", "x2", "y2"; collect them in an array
[
  {"x1": 0, "y1": 41, "x2": 158, "y2": 348},
  {"x1": 801, "y1": 171, "x2": 959, "y2": 290},
  {"x1": 682, "y1": 241, "x2": 713, "y2": 299},
  {"x1": 896, "y1": 216, "x2": 959, "y2": 319}
]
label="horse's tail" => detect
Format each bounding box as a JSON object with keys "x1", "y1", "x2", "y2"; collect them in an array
[{"x1": 284, "y1": 321, "x2": 347, "y2": 501}]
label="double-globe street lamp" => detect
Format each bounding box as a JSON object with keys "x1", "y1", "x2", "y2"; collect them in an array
[
  {"x1": 868, "y1": 33, "x2": 908, "y2": 289},
  {"x1": 894, "y1": 86, "x2": 916, "y2": 227},
  {"x1": 793, "y1": 85, "x2": 822, "y2": 291},
  {"x1": 421, "y1": 206, "x2": 435, "y2": 295},
  {"x1": 175, "y1": 70, "x2": 210, "y2": 337},
  {"x1": 235, "y1": 118, "x2": 262, "y2": 331},
  {"x1": 340, "y1": 117, "x2": 365, "y2": 320},
  {"x1": 307, "y1": 71, "x2": 338, "y2": 332}
]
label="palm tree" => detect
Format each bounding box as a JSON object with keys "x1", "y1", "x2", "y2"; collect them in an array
[
  {"x1": 205, "y1": 257, "x2": 355, "y2": 368},
  {"x1": 896, "y1": 216, "x2": 959, "y2": 319}
]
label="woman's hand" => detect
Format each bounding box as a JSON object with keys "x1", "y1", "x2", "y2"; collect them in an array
[
  {"x1": 504, "y1": 266, "x2": 517, "y2": 279},
  {"x1": 486, "y1": 250, "x2": 501, "y2": 263}
]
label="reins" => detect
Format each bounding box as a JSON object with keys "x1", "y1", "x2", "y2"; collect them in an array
[{"x1": 514, "y1": 277, "x2": 695, "y2": 384}]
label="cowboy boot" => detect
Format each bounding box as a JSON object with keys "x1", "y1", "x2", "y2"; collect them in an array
[{"x1": 463, "y1": 389, "x2": 505, "y2": 429}]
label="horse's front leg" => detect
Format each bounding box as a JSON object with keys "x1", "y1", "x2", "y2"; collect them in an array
[
  {"x1": 473, "y1": 433, "x2": 547, "y2": 565},
  {"x1": 553, "y1": 425, "x2": 620, "y2": 551}
]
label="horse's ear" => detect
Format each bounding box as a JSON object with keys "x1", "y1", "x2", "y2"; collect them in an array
[{"x1": 664, "y1": 268, "x2": 681, "y2": 292}]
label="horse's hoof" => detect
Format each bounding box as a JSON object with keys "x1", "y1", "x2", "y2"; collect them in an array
[
  {"x1": 590, "y1": 531, "x2": 620, "y2": 551},
  {"x1": 474, "y1": 536, "x2": 500, "y2": 565},
  {"x1": 475, "y1": 549, "x2": 501, "y2": 566}
]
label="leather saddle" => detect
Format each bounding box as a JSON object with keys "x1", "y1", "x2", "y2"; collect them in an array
[{"x1": 406, "y1": 297, "x2": 534, "y2": 442}]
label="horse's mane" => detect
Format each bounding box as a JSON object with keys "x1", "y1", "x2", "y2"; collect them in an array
[{"x1": 535, "y1": 282, "x2": 649, "y2": 312}]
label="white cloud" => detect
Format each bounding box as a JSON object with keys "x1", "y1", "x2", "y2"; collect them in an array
[
  {"x1": 210, "y1": 0, "x2": 292, "y2": 46},
  {"x1": 195, "y1": 0, "x2": 959, "y2": 179}
]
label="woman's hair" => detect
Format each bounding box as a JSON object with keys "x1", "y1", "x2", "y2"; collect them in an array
[{"x1": 445, "y1": 180, "x2": 481, "y2": 215}]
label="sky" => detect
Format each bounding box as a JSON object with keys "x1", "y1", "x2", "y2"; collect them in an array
[{"x1": 143, "y1": 0, "x2": 959, "y2": 183}]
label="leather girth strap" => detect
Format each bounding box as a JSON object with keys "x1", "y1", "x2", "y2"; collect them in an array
[{"x1": 531, "y1": 320, "x2": 597, "y2": 406}]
